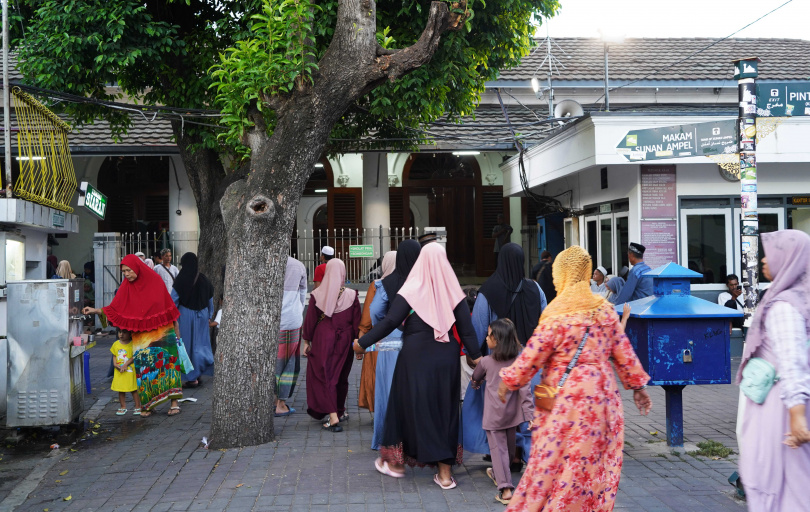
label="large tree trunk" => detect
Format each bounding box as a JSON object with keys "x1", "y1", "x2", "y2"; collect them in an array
[{"x1": 210, "y1": 0, "x2": 464, "y2": 448}]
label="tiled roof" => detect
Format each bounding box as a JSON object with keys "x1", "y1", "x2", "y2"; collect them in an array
[
  {"x1": 2, "y1": 114, "x2": 176, "y2": 153},
  {"x1": 499, "y1": 37, "x2": 810, "y2": 81}
]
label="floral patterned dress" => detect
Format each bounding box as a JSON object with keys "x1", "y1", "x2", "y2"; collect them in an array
[{"x1": 500, "y1": 303, "x2": 649, "y2": 512}]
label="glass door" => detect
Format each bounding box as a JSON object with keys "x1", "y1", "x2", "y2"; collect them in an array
[
  {"x1": 732, "y1": 208, "x2": 784, "y2": 283},
  {"x1": 680, "y1": 208, "x2": 733, "y2": 286}
]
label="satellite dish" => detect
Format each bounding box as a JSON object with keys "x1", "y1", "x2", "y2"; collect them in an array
[{"x1": 554, "y1": 99, "x2": 584, "y2": 121}]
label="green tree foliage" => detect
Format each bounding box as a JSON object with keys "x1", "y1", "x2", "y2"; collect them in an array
[
  {"x1": 210, "y1": 0, "x2": 560, "y2": 156},
  {"x1": 12, "y1": 0, "x2": 260, "y2": 142}
]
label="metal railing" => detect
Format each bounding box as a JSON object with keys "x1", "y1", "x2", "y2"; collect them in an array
[
  {"x1": 291, "y1": 227, "x2": 430, "y2": 284},
  {"x1": 93, "y1": 225, "x2": 539, "y2": 305}
]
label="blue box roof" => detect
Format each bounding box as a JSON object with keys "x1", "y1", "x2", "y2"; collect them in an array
[{"x1": 615, "y1": 294, "x2": 744, "y2": 319}]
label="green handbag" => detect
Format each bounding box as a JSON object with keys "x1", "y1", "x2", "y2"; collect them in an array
[{"x1": 740, "y1": 357, "x2": 779, "y2": 404}]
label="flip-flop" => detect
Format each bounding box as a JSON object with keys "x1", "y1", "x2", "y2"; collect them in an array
[
  {"x1": 486, "y1": 467, "x2": 498, "y2": 486},
  {"x1": 374, "y1": 458, "x2": 405, "y2": 478},
  {"x1": 322, "y1": 418, "x2": 343, "y2": 432},
  {"x1": 274, "y1": 407, "x2": 296, "y2": 417},
  {"x1": 495, "y1": 490, "x2": 512, "y2": 505},
  {"x1": 116, "y1": 408, "x2": 127, "y2": 416},
  {"x1": 168, "y1": 406, "x2": 181, "y2": 416},
  {"x1": 433, "y1": 474, "x2": 457, "y2": 490},
  {"x1": 133, "y1": 408, "x2": 142, "y2": 416}
]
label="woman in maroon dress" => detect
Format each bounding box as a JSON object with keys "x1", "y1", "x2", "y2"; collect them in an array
[{"x1": 302, "y1": 258, "x2": 361, "y2": 432}]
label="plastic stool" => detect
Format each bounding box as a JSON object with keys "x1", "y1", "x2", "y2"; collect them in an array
[{"x1": 83, "y1": 351, "x2": 92, "y2": 394}]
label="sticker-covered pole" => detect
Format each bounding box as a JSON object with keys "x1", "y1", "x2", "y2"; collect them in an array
[{"x1": 733, "y1": 57, "x2": 760, "y2": 323}]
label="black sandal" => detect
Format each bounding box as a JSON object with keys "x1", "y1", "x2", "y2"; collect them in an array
[
  {"x1": 322, "y1": 418, "x2": 343, "y2": 432},
  {"x1": 339, "y1": 413, "x2": 349, "y2": 422}
]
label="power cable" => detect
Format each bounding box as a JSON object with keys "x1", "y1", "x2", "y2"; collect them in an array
[{"x1": 592, "y1": 0, "x2": 794, "y2": 109}]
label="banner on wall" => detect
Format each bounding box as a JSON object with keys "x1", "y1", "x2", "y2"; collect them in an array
[
  {"x1": 640, "y1": 165, "x2": 678, "y2": 268},
  {"x1": 641, "y1": 220, "x2": 679, "y2": 269}
]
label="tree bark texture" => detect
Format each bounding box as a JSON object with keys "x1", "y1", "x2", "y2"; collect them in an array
[{"x1": 211, "y1": 0, "x2": 466, "y2": 448}]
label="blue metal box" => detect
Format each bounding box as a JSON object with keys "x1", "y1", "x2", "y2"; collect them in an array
[{"x1": 618, "y1": 262, "x2": 743, "y2": 446}]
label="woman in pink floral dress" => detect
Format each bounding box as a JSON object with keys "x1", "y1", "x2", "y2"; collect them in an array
[{"x1": 498, "y1": 246, "x2": 652, "y2": 511}]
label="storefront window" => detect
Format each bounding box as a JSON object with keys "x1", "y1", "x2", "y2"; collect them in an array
[
  {"x1": 600, "y1": 218, "x2": 612, "y2": 275},
  {"x1": 686, "y1": 214, "x2": 727, "y2": 284},
  {"x1": 788, "y1": 208, "x2": 810, "y2": 236},
  {"x1": 757, "y1": 213, "x2": 779, "y2": 284},
  {"x1": 614, "y1": 216, "x2": 629, "y2": 273},
  {"x1": 586, "y1": 219, "x2": 597, "y2": 270}
]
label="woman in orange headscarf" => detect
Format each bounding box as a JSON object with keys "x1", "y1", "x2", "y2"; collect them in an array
[
  {"x1": 84, "y1": 254, "x2": 183, "y2": 417},
  {"x1": 497, "y1": 246, "x2": 652, "y2": 510}
]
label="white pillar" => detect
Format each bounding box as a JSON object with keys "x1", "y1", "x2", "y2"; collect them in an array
[{"x1": 362, "y1": 153, "x2": 390, "y2": 258}]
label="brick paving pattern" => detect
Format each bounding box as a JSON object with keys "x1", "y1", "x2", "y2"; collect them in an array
[{"x1": 7, "y1": 334, "x2": 746, "y2": 511}]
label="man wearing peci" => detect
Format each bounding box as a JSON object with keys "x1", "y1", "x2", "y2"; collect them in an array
[
  {"x1": 312, "y1": 246, "x2": 334, "y2": 290},
  {"x1": 610, "y1": 243, "x2": 653, "y2": 305}
]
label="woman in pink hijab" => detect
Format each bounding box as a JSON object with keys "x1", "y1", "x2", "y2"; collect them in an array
[
  {"x1": 353, "y1": 243, "x2": 482, "y2": 489},
  {"x1": 302, "y1": 258, "x2": 361, "y2": 432}
]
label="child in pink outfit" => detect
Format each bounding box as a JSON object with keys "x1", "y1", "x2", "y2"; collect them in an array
[{"x1": 471, "y1": 318, "x2": 532, "y2": 505}]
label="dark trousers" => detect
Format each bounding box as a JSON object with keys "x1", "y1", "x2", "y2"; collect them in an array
[{"x1": 486, "y1": 427, "x2": 517, "y2": 490}]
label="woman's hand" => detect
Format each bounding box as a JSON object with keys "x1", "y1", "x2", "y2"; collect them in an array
[
  {"x1": 471, "y1": 380, "x2": 481, "y2": 390},
  {"x1": 352, "y1": 339, "x2": 365, "y2": 355},
  {"x1": 634, "y1": 389, "x2": 652, "y2": 416},
  {"x1": 497, "y1": 381, "x2": 509, "y2": 403},
  {"x1": 787, "y1": 405, "x2": 810, "y2": 447},
  {"x1": 82, "y1": 306, "x2": 100, "y2": 316},
  {"x1": 302, "y1": 340, "x2": 312, "y2": 358}
]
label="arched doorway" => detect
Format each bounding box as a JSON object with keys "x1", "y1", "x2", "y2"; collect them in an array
[{"x1": 402, "y1": 153, "x2": 508, "y2": 276}]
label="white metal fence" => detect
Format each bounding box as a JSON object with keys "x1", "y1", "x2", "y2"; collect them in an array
[{"x1": 92, "y1": 226, "x2": 540, "y2": 310}]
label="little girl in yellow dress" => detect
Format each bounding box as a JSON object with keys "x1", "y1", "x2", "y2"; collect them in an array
[{"x1": 111, "y1": 329, "x2": 142, "y2": 415}]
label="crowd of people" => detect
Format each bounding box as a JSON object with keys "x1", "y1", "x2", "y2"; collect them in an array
[
  {"x1": 74, "y1": 225, "x2": 810, "y2": 511},
  {"x1": 82, "y1": 249, "x2": 216, "y2": 417}
]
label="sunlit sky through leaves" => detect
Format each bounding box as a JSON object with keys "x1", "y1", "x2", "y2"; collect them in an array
[{"x1": 540, "y1": 0, "x2": 806, "y2": 40}]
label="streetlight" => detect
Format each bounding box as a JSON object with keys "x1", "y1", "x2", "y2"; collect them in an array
[{"x1": 598, "y1": 29, "x2": 625, "y2": 112}]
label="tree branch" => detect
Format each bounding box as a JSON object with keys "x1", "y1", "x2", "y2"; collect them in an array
[{"x1": 371, "y1": 1, "x2": 468, "y2": 83}]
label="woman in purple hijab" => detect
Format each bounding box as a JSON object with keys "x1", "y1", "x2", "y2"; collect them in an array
[{"x1": 737, "y1": 229, "x2": 810, "y2": 511}]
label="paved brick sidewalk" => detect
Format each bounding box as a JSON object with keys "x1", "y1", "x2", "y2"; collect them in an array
[{"x1": 9, "y1": 335, "x2": 745, "y2": 512}]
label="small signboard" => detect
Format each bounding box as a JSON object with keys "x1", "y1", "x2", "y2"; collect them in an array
[
  {"x1": 349, "y1": 245, "x2": 374, "y2": 258},
  {"x1": 616, "y1": 120, "x2": 737, "y2": 162},
  {"x1": 78, "y1": 182, "x2": 108, "y2": 219},
  {"x1": 757, "y1": 82, "x2": 810, "y2": 117},
  {"x1": 791, "y1": 196, "x2": 810, "y2": 205},
  {"x1": 51, "y1": 211, "x2": 65, "y2": 228}
]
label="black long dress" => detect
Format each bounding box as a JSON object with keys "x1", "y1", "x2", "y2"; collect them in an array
[{"x1": 359, "y1": 295, "x2": 482, "y2": 466}]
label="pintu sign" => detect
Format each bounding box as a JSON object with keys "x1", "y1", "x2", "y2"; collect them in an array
[{"x1": 78, "y1": 182, "x2": 108, "y2": 220}]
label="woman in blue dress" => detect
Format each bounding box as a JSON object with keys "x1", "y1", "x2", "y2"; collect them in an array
[
  {"x1": 171, "y1": 252, "x2": 215, "y2": 387},
  {"x1": 463, "y1": 243, "x2": 546, "y2": 462},
  {"x1": 369, "y1": 239, "x2": 421, "y2": 449}
]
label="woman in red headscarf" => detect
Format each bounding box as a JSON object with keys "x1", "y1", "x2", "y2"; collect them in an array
[{"x1": 84, "y1": 254, "x2": 184, "y2": 417}]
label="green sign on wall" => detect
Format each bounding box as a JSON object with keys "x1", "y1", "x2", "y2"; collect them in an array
[
  {"x1": 616, "y1": 120, "x2": 737, "y2": 162},
  {"x1": 349, "y1": 245, "x2": 374, "y2": 258},
  {"x1": 79, "y1": 182, "x2": 108, "y2": 219},
  {"x1": 757, "y1": 82, "x2": 810, "y2": 117}
]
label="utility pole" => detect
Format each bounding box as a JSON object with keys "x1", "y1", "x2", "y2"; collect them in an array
[
  {"x1": 2, "y1": 0, "x2": 12, "y2": 197},
  {"x1": 733, "y1": 57, "x2": 761, "y2": 322}
]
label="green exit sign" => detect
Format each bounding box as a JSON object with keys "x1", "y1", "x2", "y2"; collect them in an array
[
  {"x1": 349, "y1": 245, "x2": 374, "y2": 258},
  {"x1": 79, "y1": 182, "x2": 108, "y2": 219}
]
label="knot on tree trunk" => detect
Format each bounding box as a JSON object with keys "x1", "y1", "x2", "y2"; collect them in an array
[{"x1": 247, "y1": 194, "x2": 276, "y2": 220}]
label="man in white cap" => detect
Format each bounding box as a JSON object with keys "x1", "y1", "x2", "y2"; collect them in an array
[
  {"x1": 590, "y1": 265, "x2": 608, "y2": 296},
  {"x1": 134, "y1": 251, "x2": 146, "y2": 261},
  {"x1": 312, "y1": 246, "x2": 335, "y2": 289}
]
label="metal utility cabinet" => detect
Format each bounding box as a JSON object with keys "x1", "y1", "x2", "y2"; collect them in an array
[
  {"x1": 5, "y1": 279, "x2": 89, "y2": 427},
  {"x1": 622, "y1": 263, "x2": 743, "y2": 447}
]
